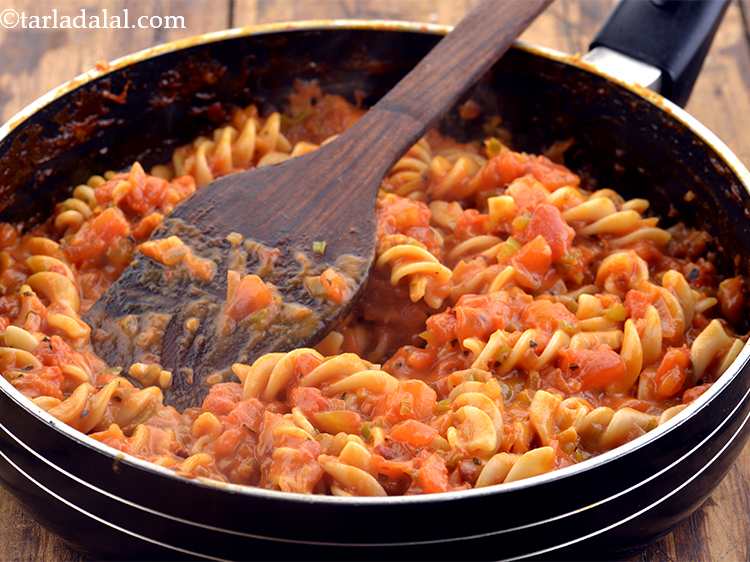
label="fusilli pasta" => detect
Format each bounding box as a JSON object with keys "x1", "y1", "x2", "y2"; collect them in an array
[{"x1": 0, "y1": 83, "x2": 745, "y2": 497}]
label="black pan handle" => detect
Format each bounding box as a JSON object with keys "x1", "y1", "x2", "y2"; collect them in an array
[{"x1": 590, "y1": 0, "x2": 730, "y2": 106}]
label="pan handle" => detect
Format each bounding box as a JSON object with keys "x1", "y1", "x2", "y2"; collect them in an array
[{"x1": 588, "y1": 0, "x2": 730, "y2": 106}]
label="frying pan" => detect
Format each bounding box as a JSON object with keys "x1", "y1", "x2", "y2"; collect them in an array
[{"x1": 0, "y1": 1, "x2": 747, "y2": 560}]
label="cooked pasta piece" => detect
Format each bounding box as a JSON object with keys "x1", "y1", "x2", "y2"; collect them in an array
[
  {"x1": 172, "y1": 107, "x2": 292, "y2": 185},
  {"x1": 383, "y1": 138, "x2": 433, "y2": 198},
  {"x1": 427, "y1": 149, "x2": 486, "y2": 200},
  {"x1": 376, "y1": 239, "x2": 451, "y2": 308},
  {"x1": 690, "y1": 320, "x2": 744, "y2": 381}
]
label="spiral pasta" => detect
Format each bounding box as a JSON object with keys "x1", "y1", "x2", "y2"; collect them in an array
[
  {"x1": 443, "y1": 369, "x2": 504, "y2": 458},
  {"x1": 0, "y1": 83, "x2": 745, "y2": 497},
  {"x1": 232, "y1": 348, "x2": 324, "y2": 401},
  {"x1": 25, "y1": 245, "x2": 91, "y2": 341},
  {"x1": 172, "y1": 107, "x2": 293, "y2": 186},
  {"x1": 383, "y1": 138, "x2": 433, "y2": 199},
  {"x1": 577, "y1": 406, "x2": 659, "y2": 451},
  {"x1": 476, "y1": 446, "x2": 556, "y2": 487},
  {"x1": 562, "y1": 189, "x2": 671, "y2": 246},
  {"x1": 427, "y1": 149, "x2": 486, "y2": 200},
  {"x1": 319, "y1": 454, "x2": 387, "y2": 497},
  {"x1": 690, "y1": 319, "x2": 744, "y2": 381},
  {"x1": 376, "y1": 239, "x2": 451, "y2": 308},
  {"x1": 42, "y1": 377, "x2": 163, "y2": 433}
]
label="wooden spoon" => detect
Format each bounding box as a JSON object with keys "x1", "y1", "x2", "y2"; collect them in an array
[{"x1": 85, "y1": 0, "x2": 552, "y2": 409}]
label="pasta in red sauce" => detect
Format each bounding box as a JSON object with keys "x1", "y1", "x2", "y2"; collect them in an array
[{"x1": 0, "y1": 82, "x2": 746, "y2": 496}]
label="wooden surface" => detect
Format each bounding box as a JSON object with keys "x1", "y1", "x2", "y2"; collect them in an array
[{"x1": 0, "y1": 1, "x2": 749, "y2": 560}]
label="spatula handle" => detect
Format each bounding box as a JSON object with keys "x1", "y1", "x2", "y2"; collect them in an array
[{"x1": 337, "y1": 0, "x2": 551, "y2": 172}]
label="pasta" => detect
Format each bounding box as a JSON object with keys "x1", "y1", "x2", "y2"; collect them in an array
[
  {"x1": 376, "y1": 237, "x2": 451, "y2": 308},
  {"x1": 383, "y1": 138, "x2": 432, "y2": 199},
  {"x1": 0, "y1": 82, "x2": 746, "y2": 496}
]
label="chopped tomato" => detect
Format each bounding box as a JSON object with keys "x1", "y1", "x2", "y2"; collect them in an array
[
  {"x1": 622, "y1": 284, "x2": 680, "y2": 344},
  {"x1": 472, "y1": 150, "x2": 530, "y2": 190},
  {"x1": 615, "y1": 398, "x2": 651, "y2": 412},
  {"x1": 94, "y1": 177, "x2": 119, "y2": 206},
  {"x1": 213, "y1": 427, "x2": 244, "y2": 458},
  {"x1": 442, "y1": 290, "x2": 531, "y2": 342},
  {"x1": 183, "y1": 252, "x2": 216, "y2": 282},
  {"x1": 139, "y1": 236, "x2": 186, "y2": 266},
  {"x1": 95, "y1": 164, "x2": 196, "y2": 215},
  {"x1": 371, "y1": 454, "x2": 413, "y2": 479},
  {"x1": 226, "y1": 274, "x2": 273, "y2": 321},
  {"x1": 65, "y1": 207, "x2": 130, "y2": 265},
  {"x1": 624, "y1": 289, "x2": 653, "y2": 320},
  {"x1": 120, "y1": 174, "x2": 164, "y2": 215},
  {"x1": 164, "y1": 175, "x2": 197, "y2": 211},
  {"x1": 511, "y1": 235, "x2": 552, "y2": 290},
  {"x1": 403, "y1": 225, "x2": 444, "y2": 255},
  {"x1": 285, "y1": 83, "x2": 365, "y2": 144},
  {"x1": 377, "y1": 194, "x2": 431, "y2": 237},
  {"x1": 89, "y1": 424, "x2": 128, "y2": 451},
  {"x1": 11, "y1": 366, "x2": 64, "y2": 400},
  {"x1": 374, "y1": 380, "x2": 437, "y2": 423},
  {"x1": 506, "y1": 175, "x2": 549, "y2": 212},
  {"x1": 654, "y1": 347, "x2": 690, "y2": 399},
  {"x1": 319, "y1": 268, "x2": 348, "y2": 304},
  {"x1": 454, "y1": 209, "x2": 492, "y2": 240},
  {"x1": 202, "y1": 383, "x2": 243, "y2": 416},
  {"x1": 404, "y1": 347, "x2": 436, "y2": 371},
  {"x1": 224, "y1": 399, "x2": 264, "y2": 433},
  {"x1": 521, "y1": 299, "x2": 576, "y2": 336},
  {"x1": 457, "y1": 292, "x2": 525, "y2": 341},
  {"x1": 455, "y1": 304, "x2": 497, "y2": 342},
  {"x1": 384, "y1": 346, "x2": 436, "y2": 379},
  {"x1": 471, "y1": 150, "x2": 580, "y2": 192},
  {"x1": 417, "y1": 453, "x2": 449, "y2": 493},
  {"x1": 289, "y1": 386, "x2": 332, "y2": 416},
  {"x1": 269, "y1": 442, "x2": 323, "y2": 494},
  {"x1": 559, "y1": 345, "x2": 627, "y2": 391},
  {"x1": 390, "y1": 419, "x2": 438, "y2": 447},
  {"x1": 525, "y1": 155, "x2": 580, "y2": 190},
  {"x1": 92, "y1": 207, "x2": 130, "y2": 241},
  {"x1": 425, "y1": 309, "x2": 457, "y2": 345},
  {"x1": 523, "y1": 204, "x2": 575, "y2": 261},
  {"x1": 294, "y1": 353, "x2": 323, "y2": 377},
  {"x1": 628, "y1": 288, "x2": 680, "y2": 344},
  {"x1": 450, "y1": 257, "x2": 486, "y2": 284},
  {"x1": 132, "y1": 212, "x2": 164, "y2": 241}
]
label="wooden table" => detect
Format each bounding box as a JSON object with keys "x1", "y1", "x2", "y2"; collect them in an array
[{"x1": 1, "y1": 1, "x2": 749, "y2": 560}]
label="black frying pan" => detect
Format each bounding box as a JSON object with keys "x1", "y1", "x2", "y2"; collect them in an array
[{"x1": 0, "y1": 1, "x2": 747, "y2": 560}]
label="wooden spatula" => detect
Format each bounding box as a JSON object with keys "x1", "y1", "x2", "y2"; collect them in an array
[{"x1": 85, "y1": 0, "x2": 552, "y2": 409}]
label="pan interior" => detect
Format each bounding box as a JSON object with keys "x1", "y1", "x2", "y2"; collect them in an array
[{"x1": 1, "y1": 28, "x2": 747, "y2": 277}]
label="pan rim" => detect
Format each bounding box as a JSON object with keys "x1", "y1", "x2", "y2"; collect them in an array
[
  {"x1": 2, "y1": 368, "x2": 749, "y2": 544},
  {"x1": 0, "y1": 18, "x2": 749, "y2": 506},
  {"x1": 3, "y1": 378, "x2": 749, "y2": 555}
]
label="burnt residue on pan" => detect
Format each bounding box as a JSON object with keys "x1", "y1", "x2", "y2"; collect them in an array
[
  {"x1": 0, "y1": 30, "x2": 436, "y2": 227},
  {"x1": 0, "y1": 27, "x2": 748, "y2": 283},
  {"x1": 474, "y1": 49, "x2": 750, "y2": 282}
]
